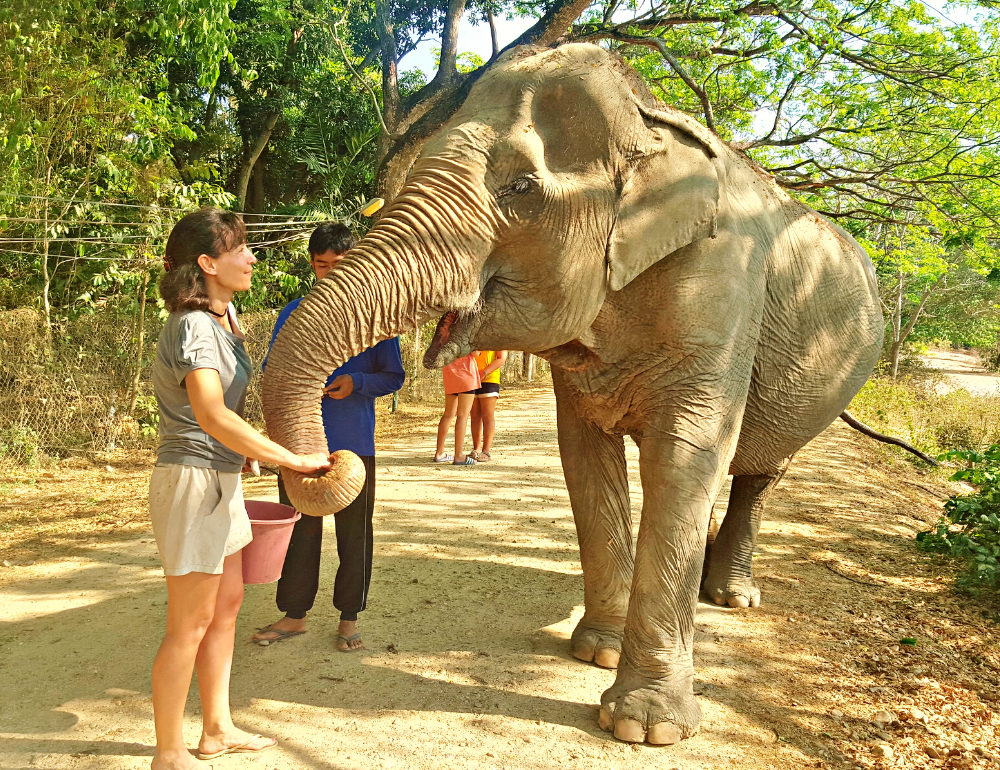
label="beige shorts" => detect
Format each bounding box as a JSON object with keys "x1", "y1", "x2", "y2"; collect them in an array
[{"x1": 148, "y1": 464, "x2": 252, "y2": 576}]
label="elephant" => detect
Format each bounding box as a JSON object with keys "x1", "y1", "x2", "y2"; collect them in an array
[{"x1": 261, "y1": 43, "x2": 883, "y2": 745}]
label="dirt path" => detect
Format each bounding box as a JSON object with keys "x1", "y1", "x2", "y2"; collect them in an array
[
  {"x1": 1, "y1": 391, "x2": 998, "y2": 770},
  {"x1": 921, "y1": 349, "x2": 1000, "y2": 396}
]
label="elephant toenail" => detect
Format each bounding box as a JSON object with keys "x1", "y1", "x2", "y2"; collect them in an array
[
  {"x1": 647, "y1": 721, "x2": 684, "y2": 745},
  {"x1": 598, "y1": 706, "x2": 615, "y2": 732},
  {"x1": 593, "y1": 647, "x2": 620, "y2": 669},
  {"x1": 613, "y1": 718, "x2": 646, "y2": 743},
  {"x1": 572, "y1": 646, "x2": 596, "y2": 663},
  {"x1": 728, "y1": 595, "x2": 750, "y2": 609}
]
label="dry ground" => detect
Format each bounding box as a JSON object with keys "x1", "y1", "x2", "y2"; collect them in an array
[
  {"x1": 922, "y1": 349, "x2": 1000, "y2": 397},
  {"x1": 1, "y1": 385, "x2": 998, "y2": 770}
]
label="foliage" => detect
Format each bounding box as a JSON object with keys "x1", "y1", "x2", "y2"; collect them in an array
[
  {"x1": 574, "y1": 1, "x2": 1000, "y2": 231},
  {"x1": 0, "y1": 427, "x2": 40, "y2": 466},
  {"x1": 914, "y1": 266, "x2": 1000, "y2": 354},
  {"x1": 848, "y1": 376, "x2": 1000, "y2": 457},
  {"x1": 917, "y1": 445, "x2": 1000, "y2": 602}
]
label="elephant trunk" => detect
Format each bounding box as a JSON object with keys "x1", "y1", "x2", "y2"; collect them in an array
[{"x1": 261, "y1": 161, "x2": 491, "y2": 514}]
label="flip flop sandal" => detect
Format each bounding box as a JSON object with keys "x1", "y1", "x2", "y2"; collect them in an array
[
  {"x1": 478, "y1": 451, "x2": 491, "y2": 462},
  {"x1": 432, "y1": 454, "x2": 453, "y2": 463},
  {"x1": 453, "y1": 456, "x2": 477, "y2": 465},
  {"x1": 197, "y1": 735, "x2": 277, "y2": 760},
  {"x1": 468, "y1": 450, "x2": 481, "y2": 460},
  {"x1": 253, "y1": 627, "x2": 305, "y2": 646},
  {"x1": 337, "y1": 632, "x2": 364, "y2": 651}
]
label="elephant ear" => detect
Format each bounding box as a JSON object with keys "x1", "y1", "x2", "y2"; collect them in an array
[{"x1": 606, "y1": 101, "x2": 721, "y2": 292}]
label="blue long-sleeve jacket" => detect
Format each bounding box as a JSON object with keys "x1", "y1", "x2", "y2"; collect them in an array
[{"x1": 264, "y1": 298, "x2": 405, "y2": 456}]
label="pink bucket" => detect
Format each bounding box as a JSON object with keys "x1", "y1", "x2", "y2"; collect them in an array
[{"x1": 242, "y1": 501, "x2": 301, "y2": 584}]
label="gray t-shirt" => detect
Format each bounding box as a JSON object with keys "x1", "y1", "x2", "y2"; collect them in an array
[{"x1": 152, "y1": 308, "x2": 253, "y2": 473}]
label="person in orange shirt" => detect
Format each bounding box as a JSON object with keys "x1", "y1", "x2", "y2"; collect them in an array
[
  {"x1": 470, "y1": 350, "x2": 506, "y2": 462},
  {"x1": 433, "y1": 352, "x2": 481, "y2": 465}
]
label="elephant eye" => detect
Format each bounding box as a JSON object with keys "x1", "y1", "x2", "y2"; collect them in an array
[{"x1": 497, "y1": 176, "x2": 533, "y2": 200}]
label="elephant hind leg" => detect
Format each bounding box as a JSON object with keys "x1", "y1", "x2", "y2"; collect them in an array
[{"x1": 703, "y1": 465, "x2": 789, "y2": 609}]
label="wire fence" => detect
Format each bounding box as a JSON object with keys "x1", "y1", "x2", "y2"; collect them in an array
[{"x1": 0, "y1": 307, "x2": 548, "y2": 466}]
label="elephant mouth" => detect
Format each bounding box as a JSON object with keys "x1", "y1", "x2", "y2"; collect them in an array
[{"x1": 424, "y1": 309, "x2": 478, "y2": 369}]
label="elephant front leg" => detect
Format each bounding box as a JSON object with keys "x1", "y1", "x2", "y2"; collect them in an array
[
  {"x1": 703, "y1": 467, "x2": 787, "y2": 609},
  {"x1": 601, "y1": 435, "x2": 727, "y2": 745},
  {"x1": 555, "y1": 381, "x2": 632, "y2": 670}
]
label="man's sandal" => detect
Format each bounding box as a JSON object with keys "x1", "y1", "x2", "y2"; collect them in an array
[
  {"x1": 253, "y1": 626, "x2": 305, "y2": 646},
  {"x1": 337, "y1": 632, "x2": 363, "y2": 651},
  {"x1": 453, "y1": 456, "x2": 476, "y2": 465},
  {"x1": 197, "y1": 735, "x2": 277, "y2": 760}
]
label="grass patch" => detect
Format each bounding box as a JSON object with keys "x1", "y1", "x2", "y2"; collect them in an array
[
  {"x1": 850, "y1": 375, "x2": 1000, "y2": 456},
  {"x1": 850, "y1": 374, "x2": 1000, "y2": 607}
]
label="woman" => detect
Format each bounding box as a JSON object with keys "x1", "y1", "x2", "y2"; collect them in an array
[
  {"x1": 433, "y1": 351, "x2": 481, "y2": 465},
  {"x1": 149, "y1": 207, "x2": 331, "y2": 770},
  {"x1": 470, "y1": 350, "x2": 506, "y2": 462}
]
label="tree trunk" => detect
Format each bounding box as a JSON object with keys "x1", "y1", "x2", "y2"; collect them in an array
[
  {"x1": 236, "y1": 112, "x2": 280, "y2": 211},
  {"x1": 523, "y1": 352, "x2": 534, "y2": 382},
  {"x1": 249, "y1": 153, "x2": 267, "y2": 214},
  {"x1": 487, "y1": 6, "x2": 499, "y2": 59},
  {"x1": 437, "y1": 0, "x2": 468, "y2": 79},
  {"x1": 889, "y1": 272, "x2": 904, "y2": 379},
  {"x1": 890, "y1": 274, "x2": 943, "y2": 379}
]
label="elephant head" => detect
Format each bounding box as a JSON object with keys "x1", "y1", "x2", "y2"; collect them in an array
[{"x1": 262, "y1": 43, "x2": 722, "y2": 513}]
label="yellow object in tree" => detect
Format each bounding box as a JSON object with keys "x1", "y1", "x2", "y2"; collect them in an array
[{"x1": 360, "y1": 198, "x2": 384, "y2": 216}]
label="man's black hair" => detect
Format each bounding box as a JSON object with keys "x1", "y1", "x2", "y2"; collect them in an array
[{"x1": 309, "y1": 222, "x2": 355, "y2": 256}]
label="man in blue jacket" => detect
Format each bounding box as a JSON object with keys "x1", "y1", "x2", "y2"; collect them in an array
[{"x1": 254, "y1": 222, "x2": 405, "y2": 651}]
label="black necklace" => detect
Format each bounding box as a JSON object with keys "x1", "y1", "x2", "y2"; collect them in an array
[{"x1": 206, "y1": 306, "x2": 227, "y2": 318}]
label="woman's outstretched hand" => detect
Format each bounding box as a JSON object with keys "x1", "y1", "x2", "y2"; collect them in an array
[{"x1": 289, "y1": 453, "x2": 333, "y2": 475}]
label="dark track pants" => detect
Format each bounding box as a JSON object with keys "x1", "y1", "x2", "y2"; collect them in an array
[{"x1": 275, "y1": 455, "x2": 376, "y2": 622}]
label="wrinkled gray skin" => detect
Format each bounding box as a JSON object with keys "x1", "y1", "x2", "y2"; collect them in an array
[{"x1": 262, "y1": 43, "x2": 883, "y2": 745}]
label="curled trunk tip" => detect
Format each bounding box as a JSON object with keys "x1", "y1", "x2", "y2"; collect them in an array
[{"x1": 282, "y1": 450, "x2": 367, "y2": 516}]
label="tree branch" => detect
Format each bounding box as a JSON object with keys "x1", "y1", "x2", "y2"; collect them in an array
[
  {"x1": 603, "y1": 33, "x2": 716, "y2": 130},
  {"x1": 511, "y1": 0, "x2": 594, "y2": 48},
  {"x1": 327, "y1": 15, "x2": 389, "y2": 135}
]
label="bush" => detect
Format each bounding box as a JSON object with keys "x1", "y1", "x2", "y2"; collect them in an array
[
  {"x1": 0, "y1": 426, "x2": 40, "y2": 465},
  {"x1": 917, "y1": 445, "x2": 1000, "y2": 602},
  {"x1": 849, "y1": 376, "x2": 1000, "y2": 456}
]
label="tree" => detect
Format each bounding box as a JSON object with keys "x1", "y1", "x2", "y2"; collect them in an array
[
  {"x1": 329, "y1": 0, "x2": 1000, "y2": 240},
  {"x1": 335, "y1": 0, "x2": 593, "y2": 198}
]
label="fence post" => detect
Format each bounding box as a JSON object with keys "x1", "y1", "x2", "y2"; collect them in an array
[{"x1": 126, "y1": 269, "x2": 150, "y2": 414}]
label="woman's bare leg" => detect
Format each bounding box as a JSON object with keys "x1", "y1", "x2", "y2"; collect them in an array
[
  {"x1": 435, "y1": 394, "x2": 459, "y2": 458},
  {"x1": 196, "y1": 551, "x2": 272, "y2": 755},
  {"x1": 151, "y1": 572, "x2": 221, "y2": 770},
  {"x1": 480, "y1": 396, "x2": 497, "y2": 454},
  {"x1": 454, "y1": 393, "x2": 476, "y2": 462},
  {"x1": 471, "y1": 399, "x2": 483, "y2": 453}
]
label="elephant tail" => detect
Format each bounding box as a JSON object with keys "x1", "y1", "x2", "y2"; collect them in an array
[{"x1": 839, "y1": 411, "x2": 939, "y2": 467}]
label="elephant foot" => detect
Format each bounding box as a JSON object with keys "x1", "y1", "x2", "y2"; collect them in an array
[
  {"x1": 571, "y1": 618, "x2": 623, "y2": 669},
  {"x1": 598, "y1": 671, "x2": 700, "y2": 745},
  {"x1": 703, "y1": 570, "x2": 760, "y2": 609}
]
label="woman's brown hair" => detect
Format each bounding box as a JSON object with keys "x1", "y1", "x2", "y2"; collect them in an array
[{"x1": 159, "y1": 207, "x2": 247, "y2": 312}]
